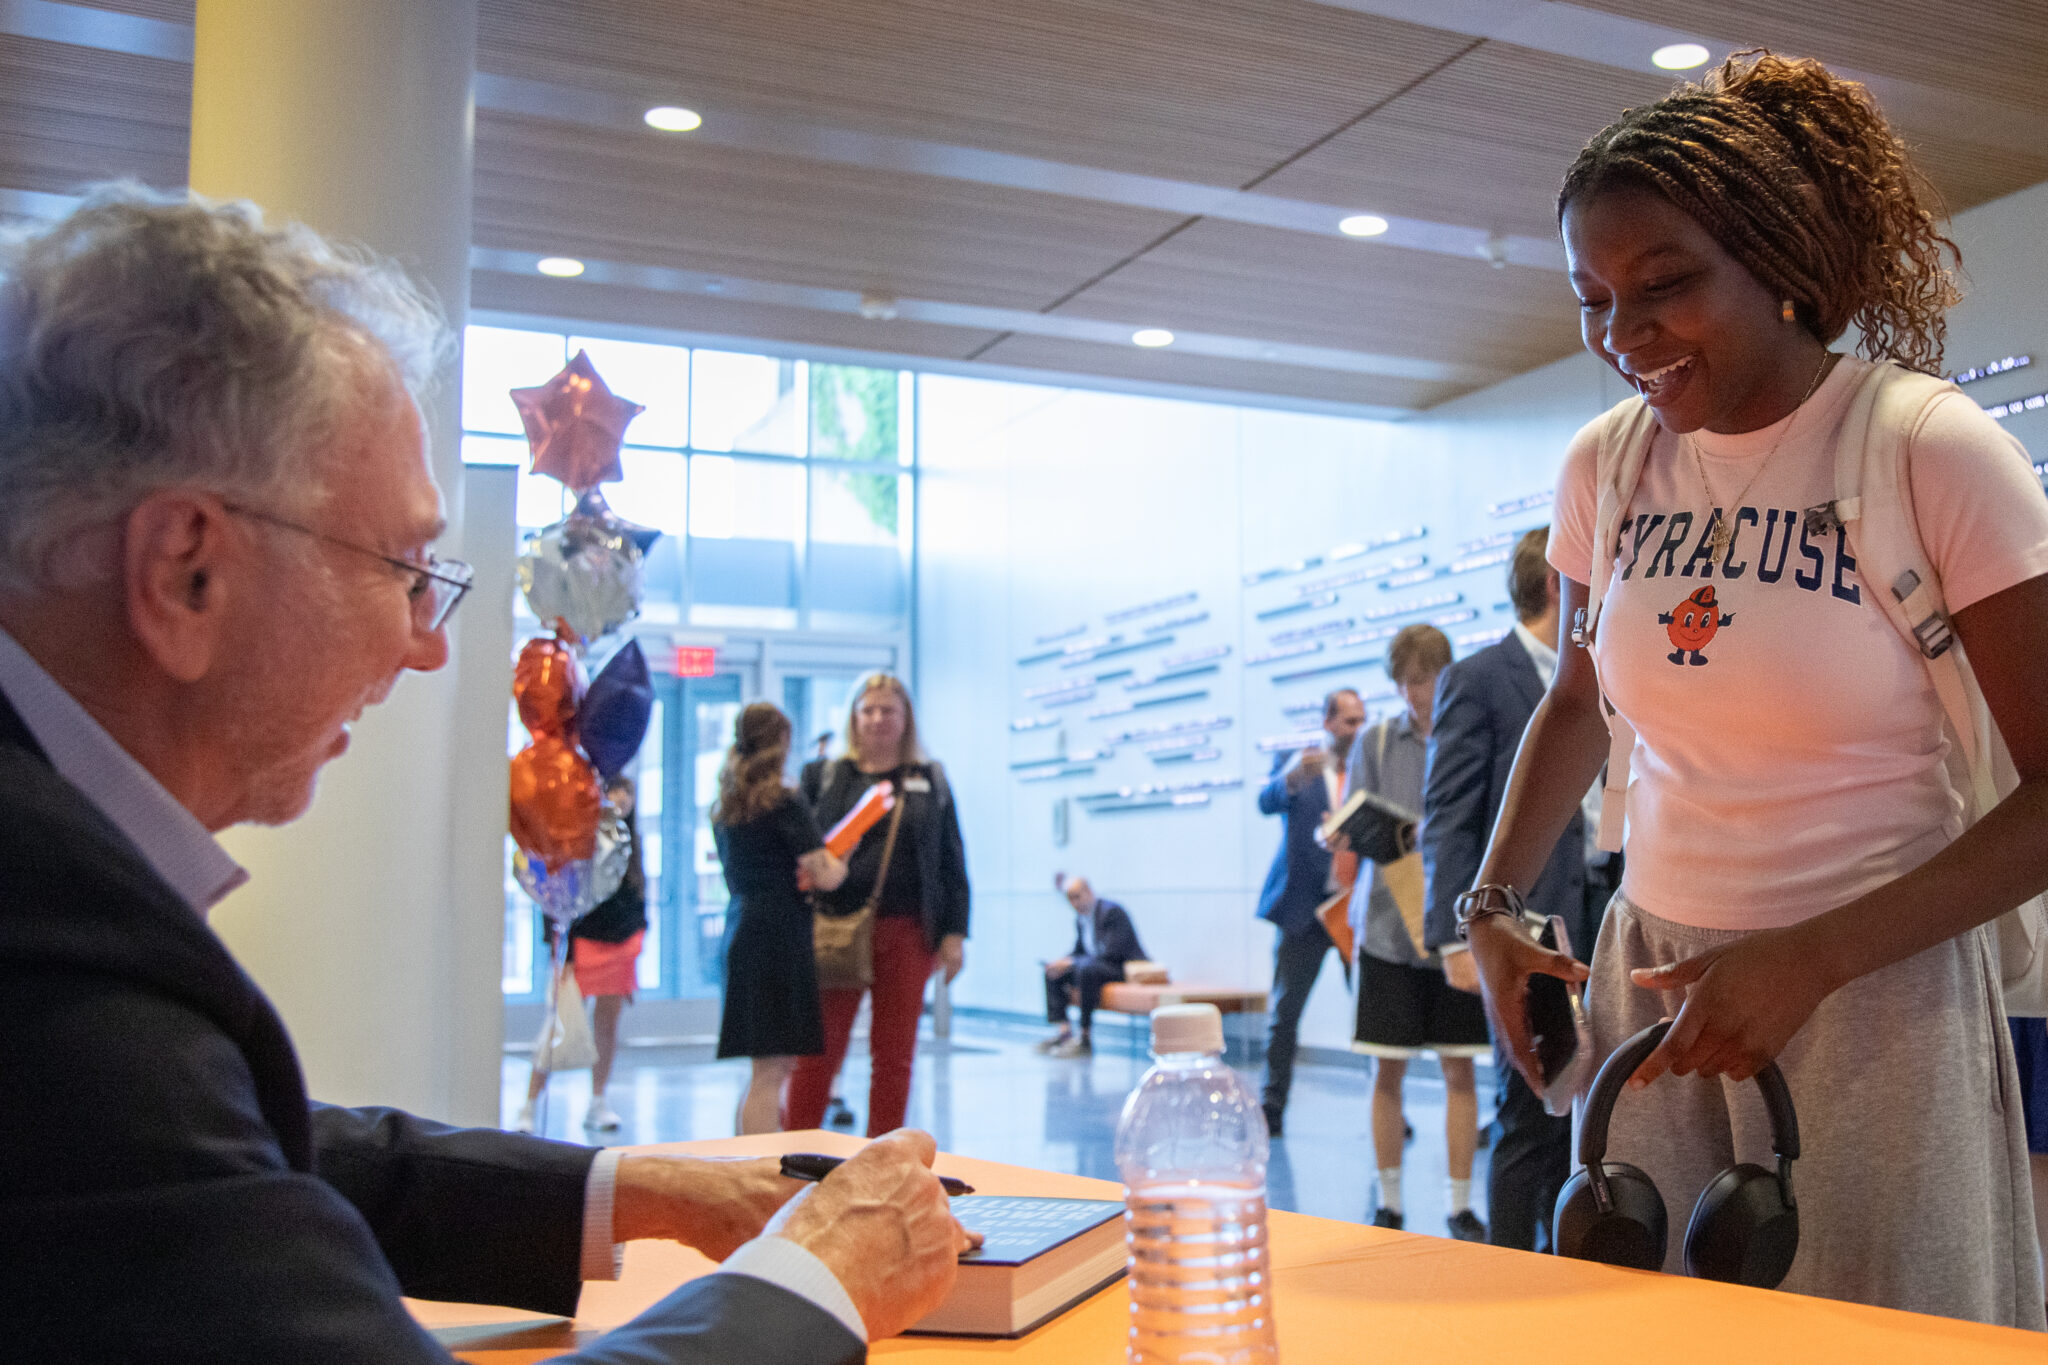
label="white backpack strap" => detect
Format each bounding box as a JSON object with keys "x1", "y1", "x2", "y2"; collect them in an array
[{"x1": 1580, "y1": 398, "x2": 1660, "y2": 854}]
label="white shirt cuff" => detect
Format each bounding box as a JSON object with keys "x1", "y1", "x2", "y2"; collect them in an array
[
  {"x1": 718, "y1": 1235, "x2": 869, "y2": 1343},
  {"x1": 580, "y1": 1147, "x2": 627, "y2": 1281}
]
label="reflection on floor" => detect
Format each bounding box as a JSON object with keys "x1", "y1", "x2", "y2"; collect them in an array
[{"x1": 505, "y1": 1016, "x2": 1497, "y2": 1241}]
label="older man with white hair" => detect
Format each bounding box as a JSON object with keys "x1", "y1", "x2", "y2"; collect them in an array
[{"x1": 0, "y1": 188, "x2": 970, "y2": 1364}]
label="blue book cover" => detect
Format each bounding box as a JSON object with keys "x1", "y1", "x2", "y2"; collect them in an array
[{"x1": 951, "y1": 1195, "x2": 1123, "y2": 1266}]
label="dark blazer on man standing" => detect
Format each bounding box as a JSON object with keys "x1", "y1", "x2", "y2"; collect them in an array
[
  {"x1": 1418, "y1": 627, "x2": 1593, "y2": 1254},
  {"x1": 1254, "y1": 748, "x2": 1336, "y2": 936},
  {"x1": 0, "y1": 691, "x2": 864, "y2": 1365}
]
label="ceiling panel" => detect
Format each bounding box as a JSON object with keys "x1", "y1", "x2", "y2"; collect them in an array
[
  {"x1": 1051, "y1": 218, "x2": 1582, "y2": 377},
  {"x1": 472, "y1": 271, "x2": 1006, "y2": 362},
  {"x1": 1569, "y1": 0, "x2": 2048, "y2": 118},
  {"x1": 1256, "y1": 45, "x2": 1675, "y2": 241},
  {"x1": 972, "y1": 331, "x2": 1454, "y2": 411},
  {"x1": 476, "y1": 0, "x2": 1479, "y2": 188},
  {"x1": 473, "y1": 111, "x2": 1182, "y2": 311},
  {"x1": 0, "y1": 33, "x2": 187, "y2": 193}
]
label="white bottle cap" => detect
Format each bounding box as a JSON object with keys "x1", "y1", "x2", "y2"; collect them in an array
[{"x1": 1150, "y1": 1003, "x2": 1224, "y2": 1055}]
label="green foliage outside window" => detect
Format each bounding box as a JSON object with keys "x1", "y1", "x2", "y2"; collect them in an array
[{"x1": 811, "y1": 364, "x2": 899, "y2": 535}]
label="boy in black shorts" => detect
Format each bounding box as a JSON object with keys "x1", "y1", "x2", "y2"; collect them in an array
[{"x1": 1338, "y1": 625, "x2": 1489, "y2": 1240}]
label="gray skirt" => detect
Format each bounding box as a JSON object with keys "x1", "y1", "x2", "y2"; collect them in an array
[{"x1": 1578, "y1": 892, "x2": 2045, "y2": 1330}]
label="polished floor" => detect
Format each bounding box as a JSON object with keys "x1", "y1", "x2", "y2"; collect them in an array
[{"x1": 506, "y1": 1015, "x2": 1500, "y2": 1240}]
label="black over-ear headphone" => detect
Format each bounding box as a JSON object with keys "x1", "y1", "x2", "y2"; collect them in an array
[{"x1": 1553, "y1": 1020, "x2": 1801, "y2": 1288}]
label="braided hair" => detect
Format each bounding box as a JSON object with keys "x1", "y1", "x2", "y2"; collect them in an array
[{"x1": 1558, "y1": 51, "x2": 1960, "y2": 375}]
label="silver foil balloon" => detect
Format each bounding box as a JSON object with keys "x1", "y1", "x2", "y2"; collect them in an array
[
  {"x1": 514, "y1": 795, "x2": 630, "y2": 928},
  {"x1": 517, "y1": 490, "x2": 651, "y2": 646}
]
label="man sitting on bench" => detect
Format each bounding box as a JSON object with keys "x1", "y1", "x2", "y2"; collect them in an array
[{"x1": 1038, "y1": 874, "x2": 1146, "y2": 1057}]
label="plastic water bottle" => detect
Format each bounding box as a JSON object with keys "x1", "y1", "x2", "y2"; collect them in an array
[{"x1": 1114, "y1": 1003, "x2": 1278, "y2": 1363}]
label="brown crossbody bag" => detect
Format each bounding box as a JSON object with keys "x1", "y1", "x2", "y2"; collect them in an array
[{"x1": 812, "y1": 776, "x2": 907, "y2": 991}]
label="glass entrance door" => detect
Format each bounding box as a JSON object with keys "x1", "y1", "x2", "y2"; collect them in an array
[{"x1": 654, "y1": 670, "x2": 744, "y2": 997}]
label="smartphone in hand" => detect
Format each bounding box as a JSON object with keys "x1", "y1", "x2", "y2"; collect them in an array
[{"x1": 1524, "y1": 914, "x2": 1593, "y2": 1116}]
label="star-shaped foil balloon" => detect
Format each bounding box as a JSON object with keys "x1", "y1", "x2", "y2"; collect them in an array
[{"x1": 511, "y1": 350, "x2": 646, "y2": 493}]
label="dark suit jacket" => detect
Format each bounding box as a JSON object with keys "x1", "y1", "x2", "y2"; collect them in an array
[
  {"x1": 1069, "y1": 897, "x2": 1146, "y2": 969},
  {"x1": 1420, "y1": 630, "x2": 1591, "y2": 954},
  {"x1": 1255, "y1": 747, "x2": 1336, "y2": 935},
  {"x1": 0, "y1": 690, "x2": 862, "y2": 1365}
]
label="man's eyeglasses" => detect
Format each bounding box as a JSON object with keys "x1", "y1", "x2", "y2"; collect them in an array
[{"x1": 224, "y1": 504, "x2": 474, "y2": 632}]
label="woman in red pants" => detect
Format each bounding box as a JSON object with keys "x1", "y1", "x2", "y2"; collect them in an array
[{"x1": 786, "y1": 675, "x2": 971, "y2": 1136}]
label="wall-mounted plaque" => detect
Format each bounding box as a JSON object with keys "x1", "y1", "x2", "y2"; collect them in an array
[
  {"x1": 1455, "y1": 530, "x2": 1518, "y2": 556},
  {"x1": 1034, "y1": 623, "x2": 1089, "y2": 646},
  {"x1": 1488, "y1": 490, "x2": 1554, "y2": 518},
  {"x1": 1103, "y1": 714, "x2": 1233, "y2": 745},
  {"x1": 1060, "y1": 635, "x2": 1176, "y2": 668},
  {"x1": 1144, "y1": 610, "x2": 1210, "y2": 635},
  {"x1": 1020, "y1": 765, "x2": 1097, "y2": 783},
  {"x1": 1256, "y1": 592, "x2": 1338, "y2": 621},
  {"x1": 1269, "y1": 616, "x2": 1358, "y2": 646},
  {"x1": 1085, "y1": 793, "x2": 1212, "y2": 814},
  {"x1": 1009, "y1": 715, "x2": 1061, "y2": 733},
  {"x1": 1271, "y1": 655, "x2": 1384, "y2": 685},
  {"x1": 1456, "y1": 628, "x2": 1507, "y2": 650},
  {"x1": 1025, "y1": 677, "x2": 1095, "y2": 701},
  {"x1": 1447, "y1": 547, "x2": 1512, "y2": 575},
  {"x1": 1241, "y1": 556, "x2": 1325, "y2": 587},
  {"x1": 1246, "y1": 641, "x2": 1323, "y2": 666},
  {"x1": 1106, "y1": 591, "x2": 1199, "y2": 625},
  {"x1": 1078, "y1": 775, "x2": 1243, "y2": 803},
  {"x1": 1985, "y1": 390, "x2": 2048, "y2": 420},
  {"x1": 1129, "y1": 662, "x2": 1222, "y2": 688},
  {"x1": 1952, "y1": 355, "x2": 2030, "y2": 385},
  {"x1": 1033, "y1": 685, "x2": 1097, "y2": 708},
  {"x1": 1298, "y1": 555, "x2": 1426, "y2": 598},
  {"x1": 1087, "y1": 688, "x2": 1208, "y2": 720},
  {"x1": 1256, "y1": 729, "x2": 1325, "y2": 753},
  {"x1": 1381, "y1": 565, "x2": 1447, "y2": 590},
  {"x1": 1358, "y1": 591, "x2": 1462, "y2": 623},
  {"x1": 1150, "y1": 747, "x2": 1222, "y2": 764}
]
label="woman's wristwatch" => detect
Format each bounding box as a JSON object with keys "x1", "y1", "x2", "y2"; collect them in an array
[{"x1": 1454, "y1": 883, "x2": 1528, "y2": 940}]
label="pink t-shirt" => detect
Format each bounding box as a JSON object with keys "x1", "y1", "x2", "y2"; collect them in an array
[{"x1": 1549, "y1": 356, "x2": 2048, "y2": 930}]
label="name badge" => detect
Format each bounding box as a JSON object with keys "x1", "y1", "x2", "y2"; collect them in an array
[{"x1": 902, "y1": 777, "x2": 933, "y2": 794}]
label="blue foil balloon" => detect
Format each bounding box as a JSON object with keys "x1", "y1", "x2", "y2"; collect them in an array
[{"x1": 581, "y1": 639, "x2": 654, "y2": 781}]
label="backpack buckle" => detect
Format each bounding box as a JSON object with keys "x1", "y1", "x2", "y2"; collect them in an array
[
  {"x1": 1892, "y1": 570, "x2": 1954, "y2": 659},
  {"x1": 1803, "y1": 501, "x2": 1843, "y2": 536},
  {"x1": 1570, "y1": 607, "x2": 1594, "y2": 649}
]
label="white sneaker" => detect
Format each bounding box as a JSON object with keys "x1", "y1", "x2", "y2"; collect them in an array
[
  {"x1": 512, "y1": 1099, "x2": 535, "y2": 1134},
  {"x1": 584, "y1": 1097, "x2": 621, "y2": 1132}
]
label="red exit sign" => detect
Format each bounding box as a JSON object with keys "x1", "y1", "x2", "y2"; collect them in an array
[{"x1": 672, "y1": 646, "x2": 718, "y2": 678}]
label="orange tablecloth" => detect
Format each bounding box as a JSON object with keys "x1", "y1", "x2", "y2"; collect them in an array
[{"x1": 410, "y1": 1130, "x2": 2044, "y2": 1363}]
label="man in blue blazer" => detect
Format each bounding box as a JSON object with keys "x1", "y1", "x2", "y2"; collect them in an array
[
  {"x1": 1039, "y1": 873, "x2": 1149, "y2": 1056},
  {"x1": 0, "y1": 189, "x2": 969, "y2": 1364},
  {"x1": 1421, "y1": 528, "x2": 1614, "y2": 1252},
  {"x1": 1255, "y1": 687, "x2": 1366, "y2": 1135}
]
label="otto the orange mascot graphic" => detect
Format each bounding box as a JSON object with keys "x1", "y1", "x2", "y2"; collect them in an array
[{"x1": 1659, "y1": 585, "x2": 1734, "y2": 666}]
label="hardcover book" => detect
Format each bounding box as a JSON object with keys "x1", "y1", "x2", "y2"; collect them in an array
[{"x1": 904, "y1": 1195, "x2": 1126, "y2": 1339}]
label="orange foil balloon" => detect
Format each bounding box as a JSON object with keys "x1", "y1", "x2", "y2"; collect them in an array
[
  {"x1": 513, "y1": 636, "x2": 583, "y2": 737},
  {"x1": 510, "y1": 350, "x2": 646, "y2": 493},
  {"x1": 509, "y1": 735, "x2": 601, "y2": 871}
]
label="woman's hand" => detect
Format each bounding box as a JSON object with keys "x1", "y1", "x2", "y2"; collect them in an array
[
  {"x1": 936, "y1": 933, "x2": 966, "y2": 983},
  {"x1": 1626, "y1": 925, "x2": 1834, "y2": 1087},
  {"x1": 1466, "y1": 914, "x2": 1589, "y2": 1088}
]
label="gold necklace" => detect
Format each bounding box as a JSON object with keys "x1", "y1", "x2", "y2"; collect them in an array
[{"x1": 1692, "y1": 350, "x2": 1835, "y2": 561}]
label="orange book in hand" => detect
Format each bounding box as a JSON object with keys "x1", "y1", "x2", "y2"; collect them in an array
[{"x1": 824, "y1": 780, "x2": 894, "y2": 858}]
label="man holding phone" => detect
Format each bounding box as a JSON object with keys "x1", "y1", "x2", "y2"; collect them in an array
[{"x1": 1421, "y1": 528, "x2": 1609, "y2": 1252}]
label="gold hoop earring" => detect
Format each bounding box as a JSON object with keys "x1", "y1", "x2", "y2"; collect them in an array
[{"x1": 1781, "y1": 299, "x2": 1797, "y2": 324}]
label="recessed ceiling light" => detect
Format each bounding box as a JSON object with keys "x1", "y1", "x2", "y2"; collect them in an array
[
  {"x1": 535, "y1": 257, "x2": 585, "y2": 278},
  {"x1": 1652, "y1": 43, "x2": 1710, "y2": 70},
  {"x1": 644, "y1": 105, "x2": 703, "y2": 132},
  {"x1": 1338, "y1": 214, "x2": 1389, "y2": 238},
  {"x1": 1132, "y1": 328, "x2": 1175, "y2": 348}
]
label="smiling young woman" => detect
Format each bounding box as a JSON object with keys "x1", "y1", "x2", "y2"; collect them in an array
[{"x1": 1460, "y1": 52, "x2": 2048, "y2": 1327}]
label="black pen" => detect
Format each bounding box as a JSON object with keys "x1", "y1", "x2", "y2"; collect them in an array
[{"x1": 779, "y1": 1152, "x2": 975, "y2": 1196}]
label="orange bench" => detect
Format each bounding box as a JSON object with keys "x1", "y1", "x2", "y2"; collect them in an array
[{"x1": 1097, "y1": 982, "x2": 1268, "y2": 1063}]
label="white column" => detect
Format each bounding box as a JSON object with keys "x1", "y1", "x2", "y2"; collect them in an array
[{"x1": 191, "y1": 0, "x2": 507, "y2": 1125}]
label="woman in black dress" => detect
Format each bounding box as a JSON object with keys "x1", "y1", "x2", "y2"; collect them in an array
[{"x1": 712, "y1": 702, "x2": 846, "y2": 1134}]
